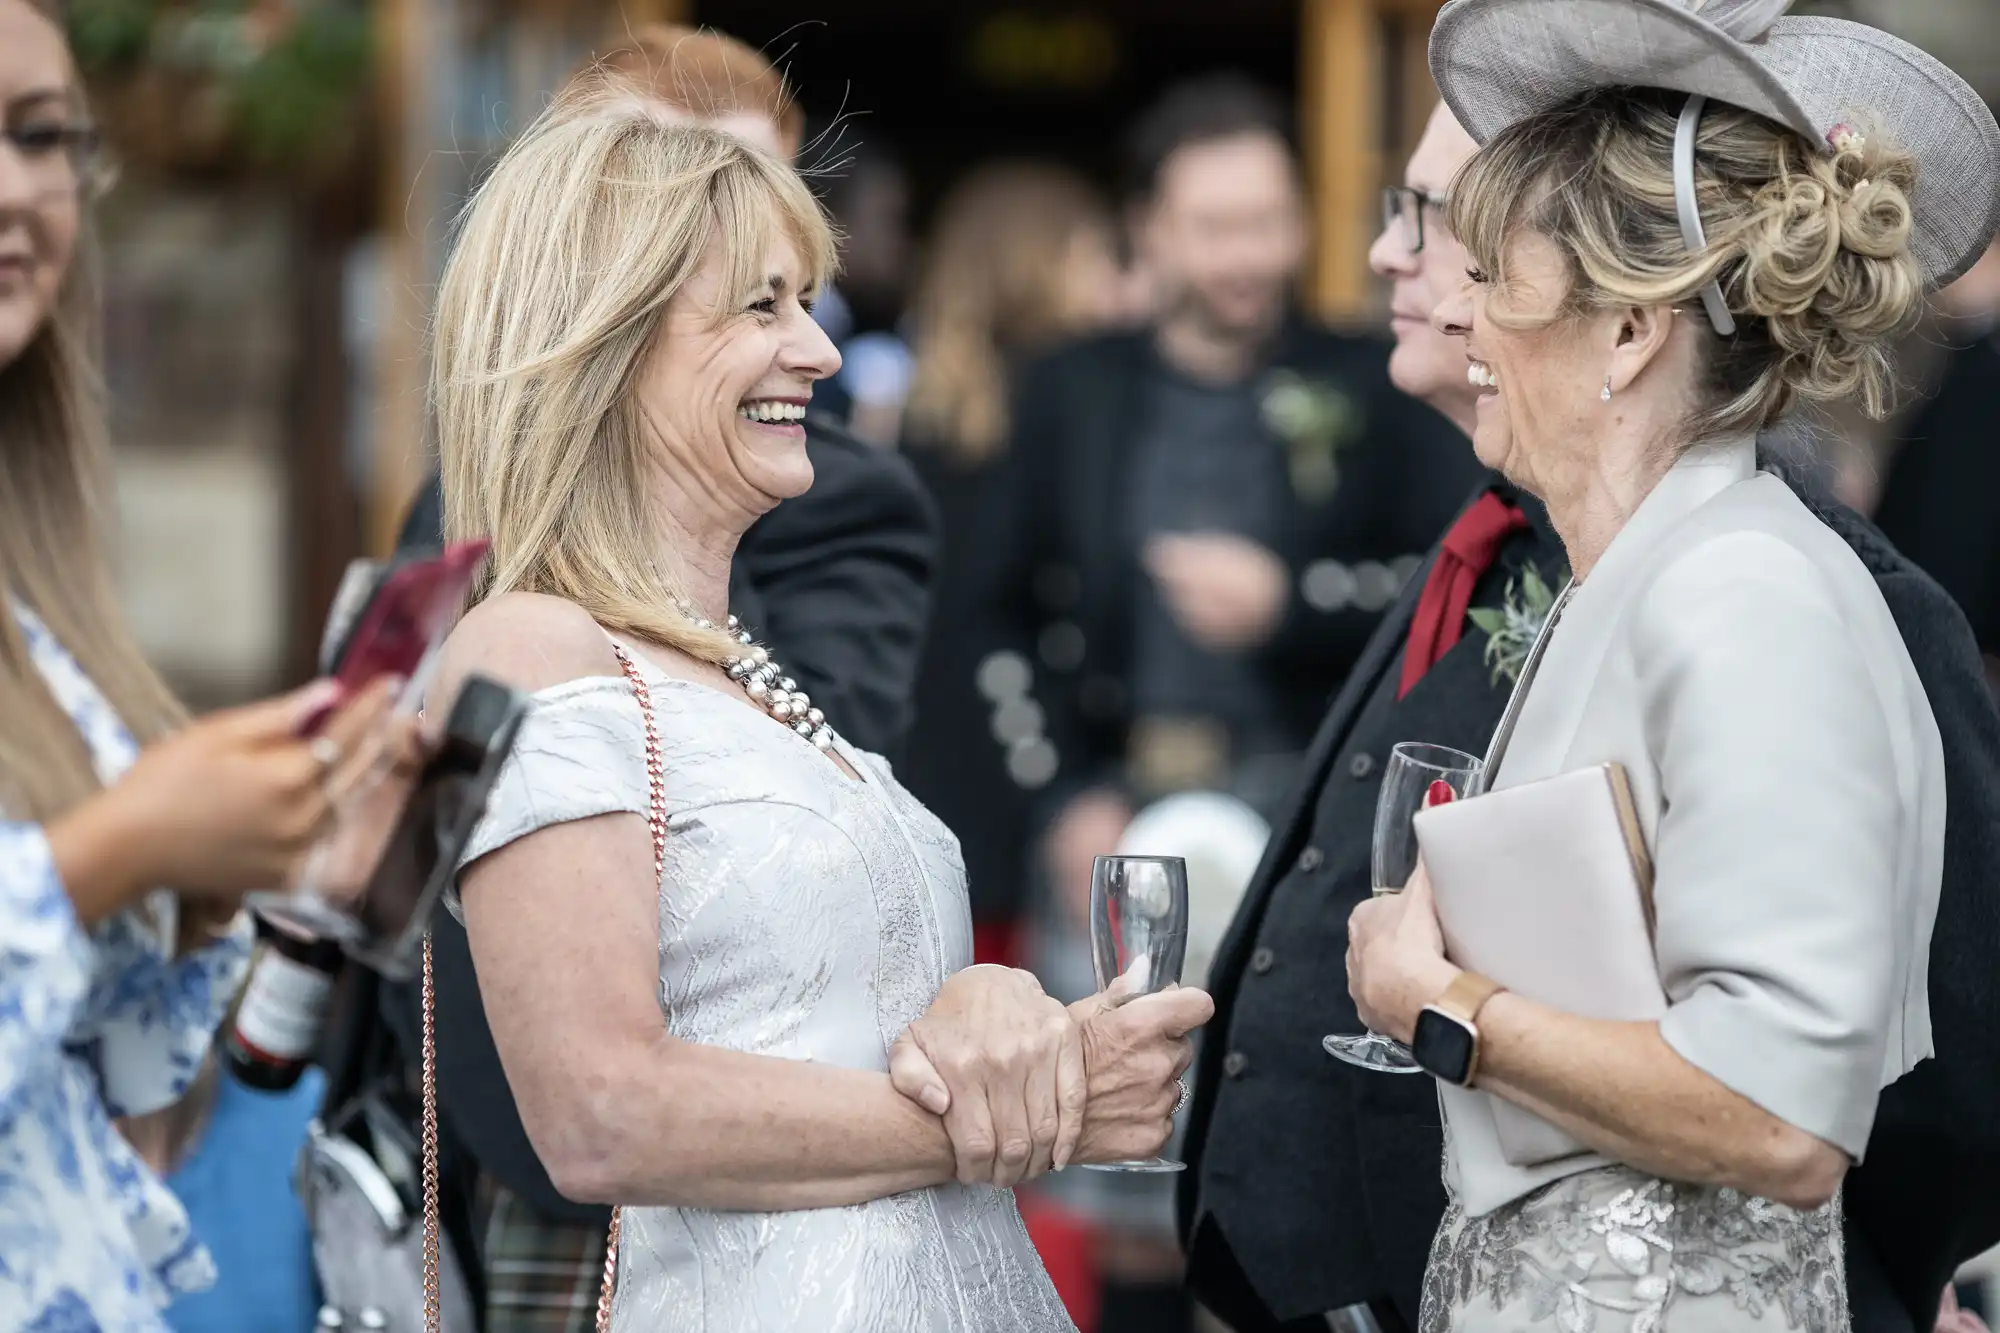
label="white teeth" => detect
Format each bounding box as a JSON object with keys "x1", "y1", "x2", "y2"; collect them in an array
[
  {"x1": 1466, "y1": 362, "x2": 1500, "y2": 390},
  {"x1": 738, "y1": 400, "x2": 806, "y2": 424}
]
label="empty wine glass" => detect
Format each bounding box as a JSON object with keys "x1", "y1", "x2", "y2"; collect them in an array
[
  {"x1": 1082, "y1": 854, "x2": 1190, "y2": 1173},
  {"x1": 1323, "y1": 741, "x2": 1483, "y2": 1073}
]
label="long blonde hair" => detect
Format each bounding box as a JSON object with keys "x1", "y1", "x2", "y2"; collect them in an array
[
  {"x1": 432, "y1": 86, "x2": 838, "y2": 664},
  {"x1": 903, "y1": 163, "x2": 1113, "y2": 464},
  {"x1": 1449, "y1": 86, "x2": 1923, "y2": 438},
  {"x1": 1, "y1": 2, "x2": 184, "y2": 820}
]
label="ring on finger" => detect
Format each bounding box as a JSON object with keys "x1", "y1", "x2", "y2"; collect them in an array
[
  {"x1": 308, "y1": 736, "x2": 343, "y2": 771},
  {"x1": 1172, "y1": 1075, "x2": 1190, "y2": 1116}
]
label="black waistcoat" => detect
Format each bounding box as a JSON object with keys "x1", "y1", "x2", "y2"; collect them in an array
[{"x1": 1191, "y1": 543, "x2": 1531, "y2": 1325}]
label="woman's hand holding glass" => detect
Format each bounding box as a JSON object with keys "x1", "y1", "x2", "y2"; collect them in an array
[
  {"x1": 1066, "y1": 977, "x2": 1211, "y2": 1166},
  {"x1": 1345, "y1": 862, "x2": 1459, "y2": 1047},
  {"x1": 888, "y1": 966, "x2": 1212, "y2": 1185}
]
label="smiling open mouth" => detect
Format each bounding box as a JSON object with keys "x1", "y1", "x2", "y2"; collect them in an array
[
  {"x1": 1466, "y1": 360, "x2": 1501, "y2": 391},
  {"x1": 738, "y1": 399, "x2": 807, "y2": 424}
]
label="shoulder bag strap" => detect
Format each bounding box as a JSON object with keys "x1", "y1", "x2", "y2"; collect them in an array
[{"x1": 422, "y1": 641, "x2": 666, "y2": 1333}]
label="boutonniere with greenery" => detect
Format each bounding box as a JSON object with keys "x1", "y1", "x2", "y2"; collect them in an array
[
  {"x1": 1259, "y1": 370, "x2": 1362, "y2": 504},
  {"x1": 1466, "y1": 563, "x2": 1568, "y2": 687}
]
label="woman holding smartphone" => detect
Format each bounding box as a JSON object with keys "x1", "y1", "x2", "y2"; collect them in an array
[{"x1": 0, "y1": 2, "x2": 407, "y2": 1327}]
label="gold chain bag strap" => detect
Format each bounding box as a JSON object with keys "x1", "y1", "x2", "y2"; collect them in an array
[{"x1": 422, "y1": 642, "x2": 665, "y2": 1333}]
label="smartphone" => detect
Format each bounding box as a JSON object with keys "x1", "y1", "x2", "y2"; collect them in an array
[{"x1": 303, "y1": 539, "x2": 491, "y2": 735}]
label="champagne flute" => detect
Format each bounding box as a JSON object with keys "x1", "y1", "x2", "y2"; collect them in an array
[
  {"x1": 1323, "y1": 741, "x2": 1483, "y2": 1073},
  {"x1": 1082, "y1": 854, "x2": 1190, "y2": 1173}
]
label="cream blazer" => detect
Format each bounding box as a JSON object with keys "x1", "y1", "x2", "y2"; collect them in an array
[{"x1": 1440, "y1": 434, "x2": 1946, "y2": 1217}]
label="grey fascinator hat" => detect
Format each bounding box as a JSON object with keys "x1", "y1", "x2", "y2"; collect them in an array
[{"x1": 1429, "y1": 0, "x2": 2000, "y2": 297}]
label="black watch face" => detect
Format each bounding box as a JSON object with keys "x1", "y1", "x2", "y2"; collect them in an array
[{"x1": 1413, "y1": 1008, "x2": 1477, "y2": 1085}]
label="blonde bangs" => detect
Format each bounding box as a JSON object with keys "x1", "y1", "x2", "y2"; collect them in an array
[
  {"x1": 703, "y1": 152, "x2": 839, "y2": 321},
  {"x1": 433, "y1": 102, "x2": 837, "y2": 665},
  {"x1": 1446, "y1": 134, "x2": 1537, "y2": 289},
  {"x1": 1444, "y1": 119, "x2": 1590, "y2": 328}
]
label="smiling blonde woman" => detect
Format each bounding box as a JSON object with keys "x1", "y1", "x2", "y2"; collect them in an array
[
  {"x1": 425, "y1": 86, "x2": 1211, "y2": 1332},
  {"x1": 1341, "y1": 2, "x2": 2000, "y2": 1330}
]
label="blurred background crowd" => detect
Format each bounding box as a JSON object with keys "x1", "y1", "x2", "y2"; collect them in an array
[{"x1": 55, "y1": 0, "x2": 2000, "y2": 1329}]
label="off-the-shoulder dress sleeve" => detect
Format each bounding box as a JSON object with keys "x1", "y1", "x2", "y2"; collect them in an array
[
  {"x1": 454, "y1": 677, "x2": 652, "y2": 886},
  {"x1": 1635, "y1": 531, "x2": 1908, "y2": 1158},
  {"x1": 0, "y1": 821, "x2": 96, "y2": 1123}
]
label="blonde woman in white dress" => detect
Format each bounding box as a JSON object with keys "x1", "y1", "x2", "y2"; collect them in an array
[{"x1": 424, "y1": 80, "x2": 1212, "y2": 1332}]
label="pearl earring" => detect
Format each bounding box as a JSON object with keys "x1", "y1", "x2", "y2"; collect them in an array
[{"x1": 1600, "y1": 375, "x2": 1613, "y2": 403}]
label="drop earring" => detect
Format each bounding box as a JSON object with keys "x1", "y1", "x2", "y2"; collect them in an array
[{"x1": 1600, "y1": 375, "x2": 1614, "y2": 403}]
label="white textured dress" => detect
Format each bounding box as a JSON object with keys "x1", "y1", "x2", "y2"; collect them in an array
[{"x1": 458, "y1": 650, "x2": 1075, "y2": 1332}]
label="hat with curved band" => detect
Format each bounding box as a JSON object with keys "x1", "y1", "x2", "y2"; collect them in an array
[{"x1": 1429, "y1": 0, "x2": 2000, "y2": 300}]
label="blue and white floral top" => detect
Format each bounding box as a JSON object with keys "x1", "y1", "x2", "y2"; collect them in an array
[{"x1": 0, "y1": 601, "x2": 252, "y2": 1330}]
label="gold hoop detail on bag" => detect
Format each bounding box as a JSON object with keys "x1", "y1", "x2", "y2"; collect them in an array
[{"x1": 422, "y1": 640, "x2": 666, "y2": 1333}]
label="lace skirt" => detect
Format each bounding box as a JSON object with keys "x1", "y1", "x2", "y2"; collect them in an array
[{"x1": 1419, "y1": 1166, "x2": 1848, "y2": 1333}]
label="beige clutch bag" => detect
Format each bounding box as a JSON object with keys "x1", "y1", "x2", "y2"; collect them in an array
[{"x1": 1412, "y1": 763, "x2": 1665, "y2": 1167}]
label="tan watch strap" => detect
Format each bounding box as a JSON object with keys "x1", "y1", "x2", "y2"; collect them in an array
[{"x1": 1431, "y1": 971, "x2": 1504, "y2": 1026}]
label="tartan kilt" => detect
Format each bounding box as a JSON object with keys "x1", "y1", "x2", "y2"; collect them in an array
[{"x1": 476, "y1": 1175, "x2": 613, "y2": 1333}]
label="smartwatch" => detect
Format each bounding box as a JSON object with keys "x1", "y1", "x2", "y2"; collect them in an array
[{"x1": 1412, "y1": 972, "x2": 1505, "y2": 1086}]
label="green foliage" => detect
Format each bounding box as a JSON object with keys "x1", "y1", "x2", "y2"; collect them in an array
[
  {"x1": 67, "y1": 0, "x2": 155, "y2": 70},
  {"x1": 226, "y1": 7, "x2": 369, "y2": 164},
  {"x1": 1468, "y1": 563, "x2": 1564, "y2": 687},
  {"x1": 65, "y1": 0, "x2": 369, "y2": 168}
]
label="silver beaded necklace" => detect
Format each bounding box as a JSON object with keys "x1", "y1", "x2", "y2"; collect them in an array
[{"x1": 683, "y1": 609, "x2": 837, "y2": 750}]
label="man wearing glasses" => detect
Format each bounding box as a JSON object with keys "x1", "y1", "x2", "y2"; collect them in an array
[
  {"x1": 1176, "y1": 106, "x2": 1548, "y2": 1333},
  {"x1": 1180, "y1": 103, "x2": 2000, "y2": 1333}
]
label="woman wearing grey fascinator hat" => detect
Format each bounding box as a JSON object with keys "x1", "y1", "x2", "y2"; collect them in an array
[{"x1": 1338, "y1": 3, "x2": 2000, "y2": 1331}]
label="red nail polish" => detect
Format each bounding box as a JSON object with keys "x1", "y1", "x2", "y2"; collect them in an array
[{"x1": 1425, "y1": 780, "x2": 1456, "y2": 808}]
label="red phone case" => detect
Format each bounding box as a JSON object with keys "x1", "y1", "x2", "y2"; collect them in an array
[{"x1": 303, "y1": 539, "x2": 491, "y2": 734}]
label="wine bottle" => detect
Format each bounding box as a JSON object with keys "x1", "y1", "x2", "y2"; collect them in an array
[{"x1": 224, "y1": 914, "x2": 344, "y2": 1090}]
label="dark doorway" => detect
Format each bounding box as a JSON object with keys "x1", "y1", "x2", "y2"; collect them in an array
[{"x1": 701, "y1": 1, "x2": 1301, "y2": 215}]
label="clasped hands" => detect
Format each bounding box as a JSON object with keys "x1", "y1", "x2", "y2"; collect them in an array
[{"x1": 887, "y1": 965, "x2": 1213, "y2": 1187}]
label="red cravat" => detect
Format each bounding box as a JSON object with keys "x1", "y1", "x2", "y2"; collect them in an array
[{"x1": 1398, "y1": 492, "x2": 1530, "y2": 698}]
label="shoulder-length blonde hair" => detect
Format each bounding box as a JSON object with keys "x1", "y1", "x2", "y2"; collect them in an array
[
  {"x1": 432, "y1": 84, "x2": 838, "y2": 664},
  {"x1": 1, "y1": 3, "x2": 184, "y2": 820},
  {"x1": 902, "y1": 163, "x2": 1113, "y2": 464}
]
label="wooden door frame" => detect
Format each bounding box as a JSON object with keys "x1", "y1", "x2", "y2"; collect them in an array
[{"x1": 1301, "y1": 0, "x2": 1445, "y2": 325}]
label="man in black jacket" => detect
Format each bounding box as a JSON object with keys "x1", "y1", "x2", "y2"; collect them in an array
[
  {"x1": 993, "y1": 75, "x2": 1482, "y2": 913},
  {"x1": 1179, "y1": 101, "x2": 2000, "y2": 1333}
]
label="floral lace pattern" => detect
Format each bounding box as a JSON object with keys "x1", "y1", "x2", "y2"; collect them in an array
[
  {"x1": 0, "y1": 600, "x2": 253, "y2": 1330},
  {"x1": 1422, "y1": 1165, "x2": 1847, "y2": 1333}
]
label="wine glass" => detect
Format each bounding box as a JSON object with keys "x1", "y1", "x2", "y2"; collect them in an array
[
  {"x1": 1323, "y1": 741, "x2": 1484, "y2": 1073},
  {"x1": 1082, "y1": 854, "x2": 1190, "y2": 1173}
]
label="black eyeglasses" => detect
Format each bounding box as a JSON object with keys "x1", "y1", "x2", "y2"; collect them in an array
[{"x1": 1381, "y1": 186, "x2": 1451, "y2": 255}]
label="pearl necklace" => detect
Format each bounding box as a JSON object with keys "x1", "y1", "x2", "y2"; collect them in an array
[{"x1": 686, "y1": 609, "x2": 837, "y2": 751}]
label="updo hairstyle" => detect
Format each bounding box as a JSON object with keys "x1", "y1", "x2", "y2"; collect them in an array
[{"x1": 1448, "y1": 86, "x2": 1924, "y2": 437}]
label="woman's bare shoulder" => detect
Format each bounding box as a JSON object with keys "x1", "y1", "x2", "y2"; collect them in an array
[{"x1": 434, "y1": 592, "x2": 621, "y2": 702}]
